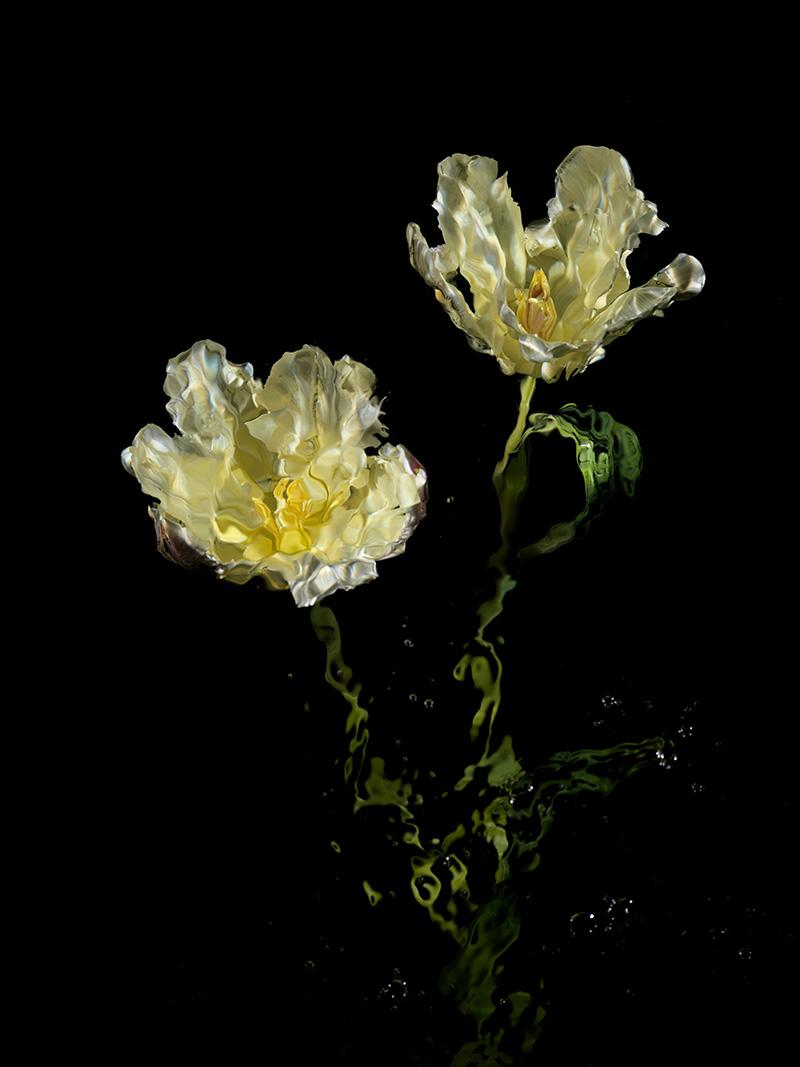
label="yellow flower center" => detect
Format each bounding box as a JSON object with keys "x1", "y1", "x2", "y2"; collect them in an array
[
  {"x1": 219, "y1": 468, "x2": 357, "y2": 563},
  {"x1": 515, "y1": 268, "x2": 557, "y2": 340},
  {"x1": 252, "y1": 477, "x2": 319, "y2": 555}
]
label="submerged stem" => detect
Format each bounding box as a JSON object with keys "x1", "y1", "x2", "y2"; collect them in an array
[
  {"x1": 493, "y1": 377, "x2": 536, "y2": 491},
  {"x1": 310, "y1": 603, "x2": 370, "y2": 790},
  {"x1": 455, "y1": 378, "x2": 537, "y2": 757}
]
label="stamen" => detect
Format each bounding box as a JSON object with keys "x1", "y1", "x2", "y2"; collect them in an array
[{"x1": 515, "y1": 268, "x2": 557, "y2": 340}]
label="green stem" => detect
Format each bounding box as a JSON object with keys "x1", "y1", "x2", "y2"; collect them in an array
[
  {"x1": 455, "y1": 377, "x2": 537, "y2": 754},
  {"x1": 493, "y1": 376, "x2": 536, "y2": 489},
  {"x1": 310, "y1": 603, "x2": 370, "y2": 790}
]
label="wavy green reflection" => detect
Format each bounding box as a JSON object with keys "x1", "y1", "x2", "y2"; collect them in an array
[
  {"x1": 456, "y1": 389, "x2": 642, "y2": 755},
  {"x1": 311, "y1": 601, "x2": 663, "y2": 1064},
  {"x1": 310, "y1": 390, "x2": 651, "y2": 1065}
]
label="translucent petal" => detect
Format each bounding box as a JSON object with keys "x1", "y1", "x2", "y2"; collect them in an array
[
  {"x1": 435, "y1": 154, "x2": 527, "y2": 295},
  {"x1": 406, "y1": 223, "x2": 492, "y2": 352},
  {"x1": 582, "y1": 253, "x2": 707, "y2": 347},
  {"x1": 544, "y1": 146, "x2": 667, "y2": 339},
  {"x1": 165, "y1": 339, "x2": 262, "y2": 450}
]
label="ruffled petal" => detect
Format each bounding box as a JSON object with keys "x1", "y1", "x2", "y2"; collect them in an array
[
  {"x1": 542, "y1": 146, "x2": 667, "y2": 339},
  {"x1": 651, "y1": 252, "x2": 706, "y2": 299},
  {"x1": 285, "y1": 557, "x2": 379, "y2": 609},
  {"x1": 406, "y1": 222, "x2": 492, "y2": 353},
  {"x1": 580, "y1": 253, "x2": 706, "y2": 348},
  {"x1": 407, "y1": 154, "x2": 528, "y2": 365},
  {"x1": 285, "y1": 444, "x2": 427, "y2": 607},
  {"x1": 149, "y1": 508, "x2": 217, "y2": 570},
  {"x1": 123, "y1": 423, "x2": 264, "y2": 554},
  {"x1": 164, "y1": 339, "x2": 262, "y2": 451},
  {"x1": 248, "y1": 347, "x2": 387, "y2": 479},
  {"x1": 436, "y1": 154, "x2": 527, "y2": 295},
  {"x1": 163, "y1": 339, "x2": 270, "y2": 488}
]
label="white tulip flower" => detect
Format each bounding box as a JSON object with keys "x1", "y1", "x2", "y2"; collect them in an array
[
  {"x1": 408, "y1": 146, "x2": 705, "y2": 382},
  {"x1": 123, "y1": 341, "x2": 427, "y2": 607}
]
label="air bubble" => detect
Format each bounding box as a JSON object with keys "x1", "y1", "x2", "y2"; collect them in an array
[
  {"x1": 423, "y1": 698, "x2": 435, "y2": 709},
  {"x1": 408, "y1": 693, "x2": 418, "y2": 703},
  {"x1": 376, "y1": 970, "x2": 409, "y2": 1006},
  {"x1": 655, "y1": 748, "x2": 678, "y2": 771}
]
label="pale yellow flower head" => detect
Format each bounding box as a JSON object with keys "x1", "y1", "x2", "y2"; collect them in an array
[
  {"x1": 122, "y1": 341, "x2": 427, "y2": 607},
  {"x1": 408, "y1": 146, "x2": 705, "y2": 382}
]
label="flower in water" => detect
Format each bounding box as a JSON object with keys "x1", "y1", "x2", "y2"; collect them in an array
[
  {"x1": 122, "y1": 341, "x2": 427, "y2": 607},
  {"x1": 408, "y1": 146, "x2": 705, "y2": 382}
]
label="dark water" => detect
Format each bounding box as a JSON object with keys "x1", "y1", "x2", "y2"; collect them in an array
[{"x1": 90, "y1": 60, "x2": 793, "y2": 1065}]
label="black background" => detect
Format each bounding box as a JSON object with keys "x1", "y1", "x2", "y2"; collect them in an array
[{"x1": 77, "y1": 32, "x2": 793, "y2": 1065}]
